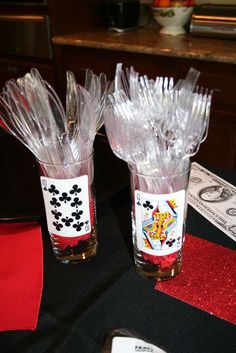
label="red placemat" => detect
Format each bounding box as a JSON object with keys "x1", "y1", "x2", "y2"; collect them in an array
[
  {"x1": 156, "y1": 234, "x2": 236, "y2": 325},
  {"x1": 0, "y1": 222, "x2": 43, "y2": 331}
]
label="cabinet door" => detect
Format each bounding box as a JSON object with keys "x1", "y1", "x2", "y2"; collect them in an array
[
  {"x1": 194, "y1": 121, "x2": 236, "y2": 170},
  {"x1": 0, "y1": 56, "x2": 55, "y2": 88},
  {"x1": 55, "y1": 46, "x2": 114, "y2": 100}
]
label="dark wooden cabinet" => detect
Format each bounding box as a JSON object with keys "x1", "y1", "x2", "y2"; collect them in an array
[
  {"x1": 54, "y1": 44, "x2": 236, "y2": 171},
  {"x1": 49, "y1": 0, "x2": 106, "y2": 35},
  {"x1": 0, "y1": 55, "x2": 55, "y2": 89}
]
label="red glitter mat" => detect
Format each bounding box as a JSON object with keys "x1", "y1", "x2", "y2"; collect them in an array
[{"x1": 156, "y1": 234, "x2": 236, "y2": 325}]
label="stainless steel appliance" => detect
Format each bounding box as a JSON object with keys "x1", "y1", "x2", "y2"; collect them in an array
[
  {"x1": 0, "y1": 0, "x2": 54, "y2": 90},
  {"x1": 0, "y1": 14, "x2": 52, "y2": 59},
  {"x1": 0, "y1": 1, "x2": 47, "y2": 4},
  {"x1": 0, "y1": 0, "x2": 52, "y2": 59},
  {"x1": 105, "y1": 0, "x2": 140, "y2": 32},
  {"x1": 190, "y1": 4, "x2": 236, "y2": 39}
]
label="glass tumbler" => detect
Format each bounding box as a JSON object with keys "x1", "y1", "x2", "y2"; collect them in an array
[
  {"x1": 129, "y1": 163, "x2": 190, "y2": 281},
  {"x1": 38, "y1": 154, "x2": 97, "y2": 264}
]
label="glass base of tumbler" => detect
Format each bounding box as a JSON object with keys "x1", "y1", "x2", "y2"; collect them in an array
[
  {"x1": 134, "y1": 246, "x2": 182, "y2": 281},
  {"x1": 50, "y1": 232, "x2": 97, "y2": 264}
]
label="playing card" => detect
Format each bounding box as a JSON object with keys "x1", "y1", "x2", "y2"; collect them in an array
[
  {"x1": 134, "y1": 189, "x2": 186, "y2": 256},
  {"x1": 40, "y1": 175, "x2": 91, "y2": 237}
]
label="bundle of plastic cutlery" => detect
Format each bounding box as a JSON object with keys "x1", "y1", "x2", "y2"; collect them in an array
[
  {"x1": 104, "y1": 64, "x2": 213, "y2": 178},
  {"x1": 0, "y1": 68, "x2": 111, "y2": 168}
]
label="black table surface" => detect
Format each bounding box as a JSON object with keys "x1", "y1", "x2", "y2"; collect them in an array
[{"x1": 0, "y1": 130, "x2": 235, "y2": 353}]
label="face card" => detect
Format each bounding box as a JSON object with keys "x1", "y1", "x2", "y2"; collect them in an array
[{"x1": 134, "y1": 189, "x2": 186, "y2": 256}]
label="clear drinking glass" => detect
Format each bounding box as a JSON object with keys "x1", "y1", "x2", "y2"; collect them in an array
[
  {"x1": 129, "y1": 163, "x2": 190, "y2": 281},
  {"x1": 38, "y1": 154, "x2": 97, "y2": 264}
]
